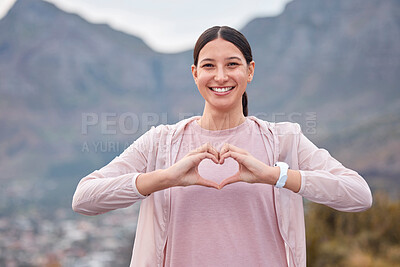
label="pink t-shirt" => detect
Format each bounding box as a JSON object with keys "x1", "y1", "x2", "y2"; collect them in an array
[{"x1": 164, "y1": 118, "x2": 287, "y2": 267}]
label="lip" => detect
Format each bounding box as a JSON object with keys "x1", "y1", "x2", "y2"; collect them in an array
[{"x1": 208, "y1": 86, "x2": 235, "y2": 96}]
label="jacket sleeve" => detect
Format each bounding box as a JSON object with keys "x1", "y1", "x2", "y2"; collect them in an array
[
  {"x1": 295, "y1": 125, "x2": 373, "y2": 212},
  {"x1": 72, "y1": 128, "x2": 157, "y2": 216}
]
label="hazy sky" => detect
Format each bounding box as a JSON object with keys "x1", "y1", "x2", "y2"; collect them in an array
[{"x1": 0, "y1": 0, "x2": 292, "y2": 53}]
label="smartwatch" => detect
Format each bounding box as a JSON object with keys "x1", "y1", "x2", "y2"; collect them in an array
[{"x1": 274, "y1": 162, "x2": 289, "y2": 188}]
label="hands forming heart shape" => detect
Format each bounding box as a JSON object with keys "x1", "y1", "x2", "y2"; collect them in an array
[
  {"x1": 166, "y1": 143, "x2": 277, "y2": 190},
  {"x1": 198, "y1": 157, "x2": 239, "y2": 185}
]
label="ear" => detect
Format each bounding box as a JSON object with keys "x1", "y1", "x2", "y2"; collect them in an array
[
  {"x1": 191, "y1": 64, "x2": 198, "y2": 83},
  {"x1": 247, "y1": 61, "x2": 255, "y2": 83}
]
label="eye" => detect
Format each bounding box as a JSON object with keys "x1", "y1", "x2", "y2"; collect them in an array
[
  {"x1": 201, "y1": 63, "x2": 214, "y2": 68},
  {"x1": 227, "y1": 62, "x2": 239, "y2": 67}
]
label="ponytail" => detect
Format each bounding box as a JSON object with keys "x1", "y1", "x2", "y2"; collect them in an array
[{"x1": 242, "y1": 92, "x2": 248, "y2": 117}]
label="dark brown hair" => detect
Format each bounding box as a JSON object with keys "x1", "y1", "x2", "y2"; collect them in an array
[{"x1": 193, "y1": 26, "x2": 253, "y2": 116}]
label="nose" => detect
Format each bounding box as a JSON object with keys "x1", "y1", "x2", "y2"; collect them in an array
[{"x1": 214, "y1": 67, "x2": 228, "y2": 83}]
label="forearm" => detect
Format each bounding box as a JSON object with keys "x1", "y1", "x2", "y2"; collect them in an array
[
  {"x1": 285, "y1": 169, "x2": 301, "y2": 193},
  {"x1": 72, "y1": 172, "x2": 145, "y2": 216},
  {"x1": 72, "y1": 169, "x2": 171, "y2": 215},
  {"x1": 298, "y1": 169, "x2": 372, "y2": 211},
  {"x1": 136, "y1": 169, "x2": 173, "y2": 196}
]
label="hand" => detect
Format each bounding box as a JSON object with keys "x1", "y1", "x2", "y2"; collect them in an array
[
  {"x1": 218, "y1": 143, "x2": 279, "y2": 189},
  {"x1": 165, "y1": 143, "x2": 220, "y2": 189}
]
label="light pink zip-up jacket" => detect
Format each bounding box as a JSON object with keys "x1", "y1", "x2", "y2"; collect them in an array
[{"x1": 72, "y1": 116, "x2": 373, "y2": 267}]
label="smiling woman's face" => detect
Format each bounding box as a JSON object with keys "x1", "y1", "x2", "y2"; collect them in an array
[{"x1": 192, "y1": 38, "x2": 255, "y2": 114}]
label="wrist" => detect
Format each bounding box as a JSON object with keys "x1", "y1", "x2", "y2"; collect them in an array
[
  {"x1": 271, "y1": 166, "x2": 281, "y2": 185},
  {"x1": 274, "y1": 162, "x2": 289, "y2": 188},
  {"x1": 162, "y1": 167, "x2": 178, "y2": 188},
  {"x1": 261, "y1": 165, "x2": 280, "y2": 185}
]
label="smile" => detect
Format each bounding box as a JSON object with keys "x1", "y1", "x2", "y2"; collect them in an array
[{"x1": 209, "y1": 87, "x2": 234, "y2": 93}]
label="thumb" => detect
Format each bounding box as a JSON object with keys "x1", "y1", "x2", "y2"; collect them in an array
[
  {"x1": 195, "y1": 173, "x2": 220, "y2": 189},
  {"x1": 218, "y1": 171, "x2": 240, "y2": 189}
]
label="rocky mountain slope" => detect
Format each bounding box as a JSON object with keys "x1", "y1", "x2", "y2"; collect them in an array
[{"x1": 0, "y1": 0, "x2": 399, "y2": 213}]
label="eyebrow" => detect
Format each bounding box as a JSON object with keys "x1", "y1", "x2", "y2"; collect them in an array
[{"x1": 199, "y1": 56, "x2": 242, "y2": 64}]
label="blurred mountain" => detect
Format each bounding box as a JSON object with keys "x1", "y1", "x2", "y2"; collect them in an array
[
  {"x1": 241, "y1": 0, "x2": 400, "y2": 192},
  {"x1": 243, "y1": 0, "x2": 400, "y2": 124},
  {"x1": 0, "y1": 0, "x2": 399, "y2": 214}
]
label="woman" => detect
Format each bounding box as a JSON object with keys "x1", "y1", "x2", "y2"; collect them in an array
[{"x1": 72, "y1": 26, "x2": 372, "y2": 267}]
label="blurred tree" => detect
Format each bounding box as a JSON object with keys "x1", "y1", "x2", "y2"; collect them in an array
[{"x1": 305, "y1": 191, "x2": 400, "y2": 266}]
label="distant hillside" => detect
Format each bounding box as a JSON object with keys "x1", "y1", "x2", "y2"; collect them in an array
[
  {"x1": 0, "y1": 0, "x2": 399, "y2": 213},
  {"x1": 242, "y1": 0, "x2": 399, "y2": 125},
  {"x1": 241, "y1": 0, "x2": 400, "y2": 193}
]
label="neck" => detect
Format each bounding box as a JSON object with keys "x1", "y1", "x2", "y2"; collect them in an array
[{"x1": 198, "y1": 104, "x2": 246, "y2": 131}]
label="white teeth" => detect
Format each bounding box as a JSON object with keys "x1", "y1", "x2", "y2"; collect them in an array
[{"x1": 210, "y1": 87, "x2": 233, "y2": 92}]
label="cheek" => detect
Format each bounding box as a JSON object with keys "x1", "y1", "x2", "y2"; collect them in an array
[
  {"x1": 233, "y1": 71, "x2": 249, "y2": 83},
  {"x1": 230, "y1": 66, "x2": 248, "y2": 77},
  {"x1": 197, "y1": 72, "x2": 213, "y2": 85}
]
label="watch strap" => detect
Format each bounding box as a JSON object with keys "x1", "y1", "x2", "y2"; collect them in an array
[{"x1": 274, "y1": 162, "x2": 289, "y2": 188}]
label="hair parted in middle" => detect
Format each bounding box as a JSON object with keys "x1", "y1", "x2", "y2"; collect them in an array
[{"x1": 193, "y1": 26, "x2": 253, "y2": 116}]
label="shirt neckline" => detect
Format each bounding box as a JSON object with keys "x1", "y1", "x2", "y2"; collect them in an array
[{"x1": 191, "y1": 118, "x2": 250, "y2": 137}]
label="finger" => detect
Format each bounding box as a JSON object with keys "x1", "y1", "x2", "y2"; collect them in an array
[
  {"x1": 196, "y1": 142, "x2": 216, "y2": 153},
  {"x1": 219, "y1": 143, "x2": 230, "y2": 156},
  {"x1": 186, "y1": 143, "x2": 215, "y2": 157},
  {"x1": 228, "y1": 151, "x2": 246, "y2": 163},
  {"x1": 227, "y1": 143, "x2": 248, "y2": 154},
  {"x1": 190, "y1": 143, "x2": 208, "y2": 154},
  {"x1": 194, "y1": 143, "x2": 220, "y2": 160},
  {"x1": 196, "y1": 151, "x2": 219, "y2": 164},
  {"x1": 219, "y1": 150, "x2": 233, "y2": 164},
  {"x1": 219, "y1": 172, "x2": 241, "y2": 189},
  {"x1": 219, "y1": 150, "x2": 246, "y2": 164},
  {"x1": 219, "y1": 143, "x2": 231, "y2": 164},
  {"x1": 205, "y1": 143, "x2": 220, "y2": 161},
  {"x1": 219, "y1": 144, "x2": 248, "y2": 163}
]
